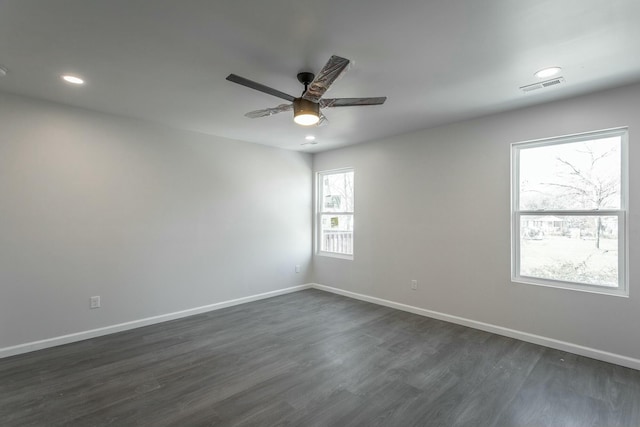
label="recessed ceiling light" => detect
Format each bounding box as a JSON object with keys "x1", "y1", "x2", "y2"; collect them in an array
[
  {"x1": 305, "y1": 135, "x2": 316, "y2": 141},
  {"x1": 61, "y1": 75, "x2": 85, "y2": 85},
  {"x1": 534, "y1": 67, "x2": 562, "y2": 79},
  {"x1": 0, "y1": 66, "x2": 7, "y2": 77}
]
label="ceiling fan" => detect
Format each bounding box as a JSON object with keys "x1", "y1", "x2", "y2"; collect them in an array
[{"x1": 226, "y1": 55, "x2": 386, "y2": 126}]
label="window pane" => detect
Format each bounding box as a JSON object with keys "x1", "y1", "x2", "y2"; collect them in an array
[
  {"x1": 520, "y1": 215, "x2": 618, "y2": 287},
  {"x1": 519, "y1": 137, "x2": 621, "y2": 210},
  {"x1": 320, "y1": 214, "x2": 353, "y2": 255},
  {"x1": 322, "y1": 171, "x2": 354, "y2": 213}
]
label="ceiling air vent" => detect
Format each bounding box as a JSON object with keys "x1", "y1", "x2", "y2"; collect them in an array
[{"x1": 520, "y1": 77, "x2": 566, "y2": 92}]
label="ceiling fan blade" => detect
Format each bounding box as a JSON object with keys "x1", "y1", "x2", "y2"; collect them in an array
[
  {"x1": 317, "y1": 111, "x2": 329, "y2": 126},
  {"x1": 227, "y1": 74, "x2": 296, "y2": 102},
  {"x1": 302, "y1": 55, "x2": 351, "y2": 103},
  {"x1": 320, "y1": 97, "x2": 387, "y2": 108},
  {"x1": 244, "y1": 103, "x2": 293, "y2": 119}
]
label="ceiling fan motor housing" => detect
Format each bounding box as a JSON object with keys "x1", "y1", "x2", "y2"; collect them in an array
[{"x1": 297, "y1": 72, "x2": 315, "y2": 86}]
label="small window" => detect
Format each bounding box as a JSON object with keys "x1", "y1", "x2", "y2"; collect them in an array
[
  {"x1": 317, "y1": 168, "x2": 354, "y2": 259},
  {"x1": 511, "y1": 128, "x2": 628, "y2": 296}
]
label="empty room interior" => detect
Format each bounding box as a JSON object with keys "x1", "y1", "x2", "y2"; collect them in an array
[{"x1": 1, "y1": 1, "x2": 640, "y2": 426}]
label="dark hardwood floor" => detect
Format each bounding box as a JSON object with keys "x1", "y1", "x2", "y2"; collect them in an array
[{"x1": 1, "y1": 289, "x2": 639, "y2": 426}]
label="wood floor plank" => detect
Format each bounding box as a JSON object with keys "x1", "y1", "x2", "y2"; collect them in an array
[{"x1": 1, "y1": 289, "x2": 639, "y2": 426}]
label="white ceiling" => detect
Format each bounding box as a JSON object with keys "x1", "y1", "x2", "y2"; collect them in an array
[{"x1": 1, "y1": 0, "x2": 640, "y2": 152}]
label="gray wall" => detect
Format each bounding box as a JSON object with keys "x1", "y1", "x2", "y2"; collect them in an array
[
  {"x1": 2, "y1": 82, "x2": 638, "y2": 362},
  {"x1": 313, "y1": 83, "x2": 640, "y2": 360},
  {"x1": 0, "y1": 93, "x2": 312, "y2": 349}
]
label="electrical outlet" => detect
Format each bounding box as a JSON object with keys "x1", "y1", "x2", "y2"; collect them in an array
[
  {"x1": 295, "y1": 265, "x2": 301, "y2": 273},
  {"x1": 90, "y1": 296, "x2": 101, "y2": 309},
  {"x1": 411, "y1": 280, "x2": 418, "y2": 290}
]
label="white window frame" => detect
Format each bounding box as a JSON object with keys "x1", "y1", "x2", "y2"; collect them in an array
[
  {"x1": 511, "y1": 127, "x2": 629, "y2": 297},
  {"x1": 316, "y1": 168, "x2": 354, "y2": 260}
]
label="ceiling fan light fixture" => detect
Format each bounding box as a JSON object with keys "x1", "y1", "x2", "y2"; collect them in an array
[{"x1": 293, "y1": 98, "x2": 320, "y2": 126}]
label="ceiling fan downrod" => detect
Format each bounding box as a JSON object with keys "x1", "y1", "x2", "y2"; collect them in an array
[{"x1": 297, "y1": 72, "x2": 315, "y2": 96}]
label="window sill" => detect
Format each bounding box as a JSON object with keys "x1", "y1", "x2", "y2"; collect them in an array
[
  {"x1": 512, "y1": 276, "x2": 628, "y2": 298},
  {"x1": 316, "y1": 251, "x2": 354, "y2": 261}
]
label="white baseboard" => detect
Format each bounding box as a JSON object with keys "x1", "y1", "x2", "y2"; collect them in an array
[
  {"x1": 310, "y1": 283, "x2": 640, "y2": 371},
  {"x1": 0, "y1": 284, "x2": 312, "y2": 359},
  {"x1": 4, "y1": 282, "x2": 639, "y2": 371}
]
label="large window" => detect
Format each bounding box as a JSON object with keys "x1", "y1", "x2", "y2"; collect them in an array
[
  {"x1": 511, "y1": 127, "x2": 628, "y2": 296},
  {"x1": 317, "y1": 168, "x2": 354, "y2": 259}
]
